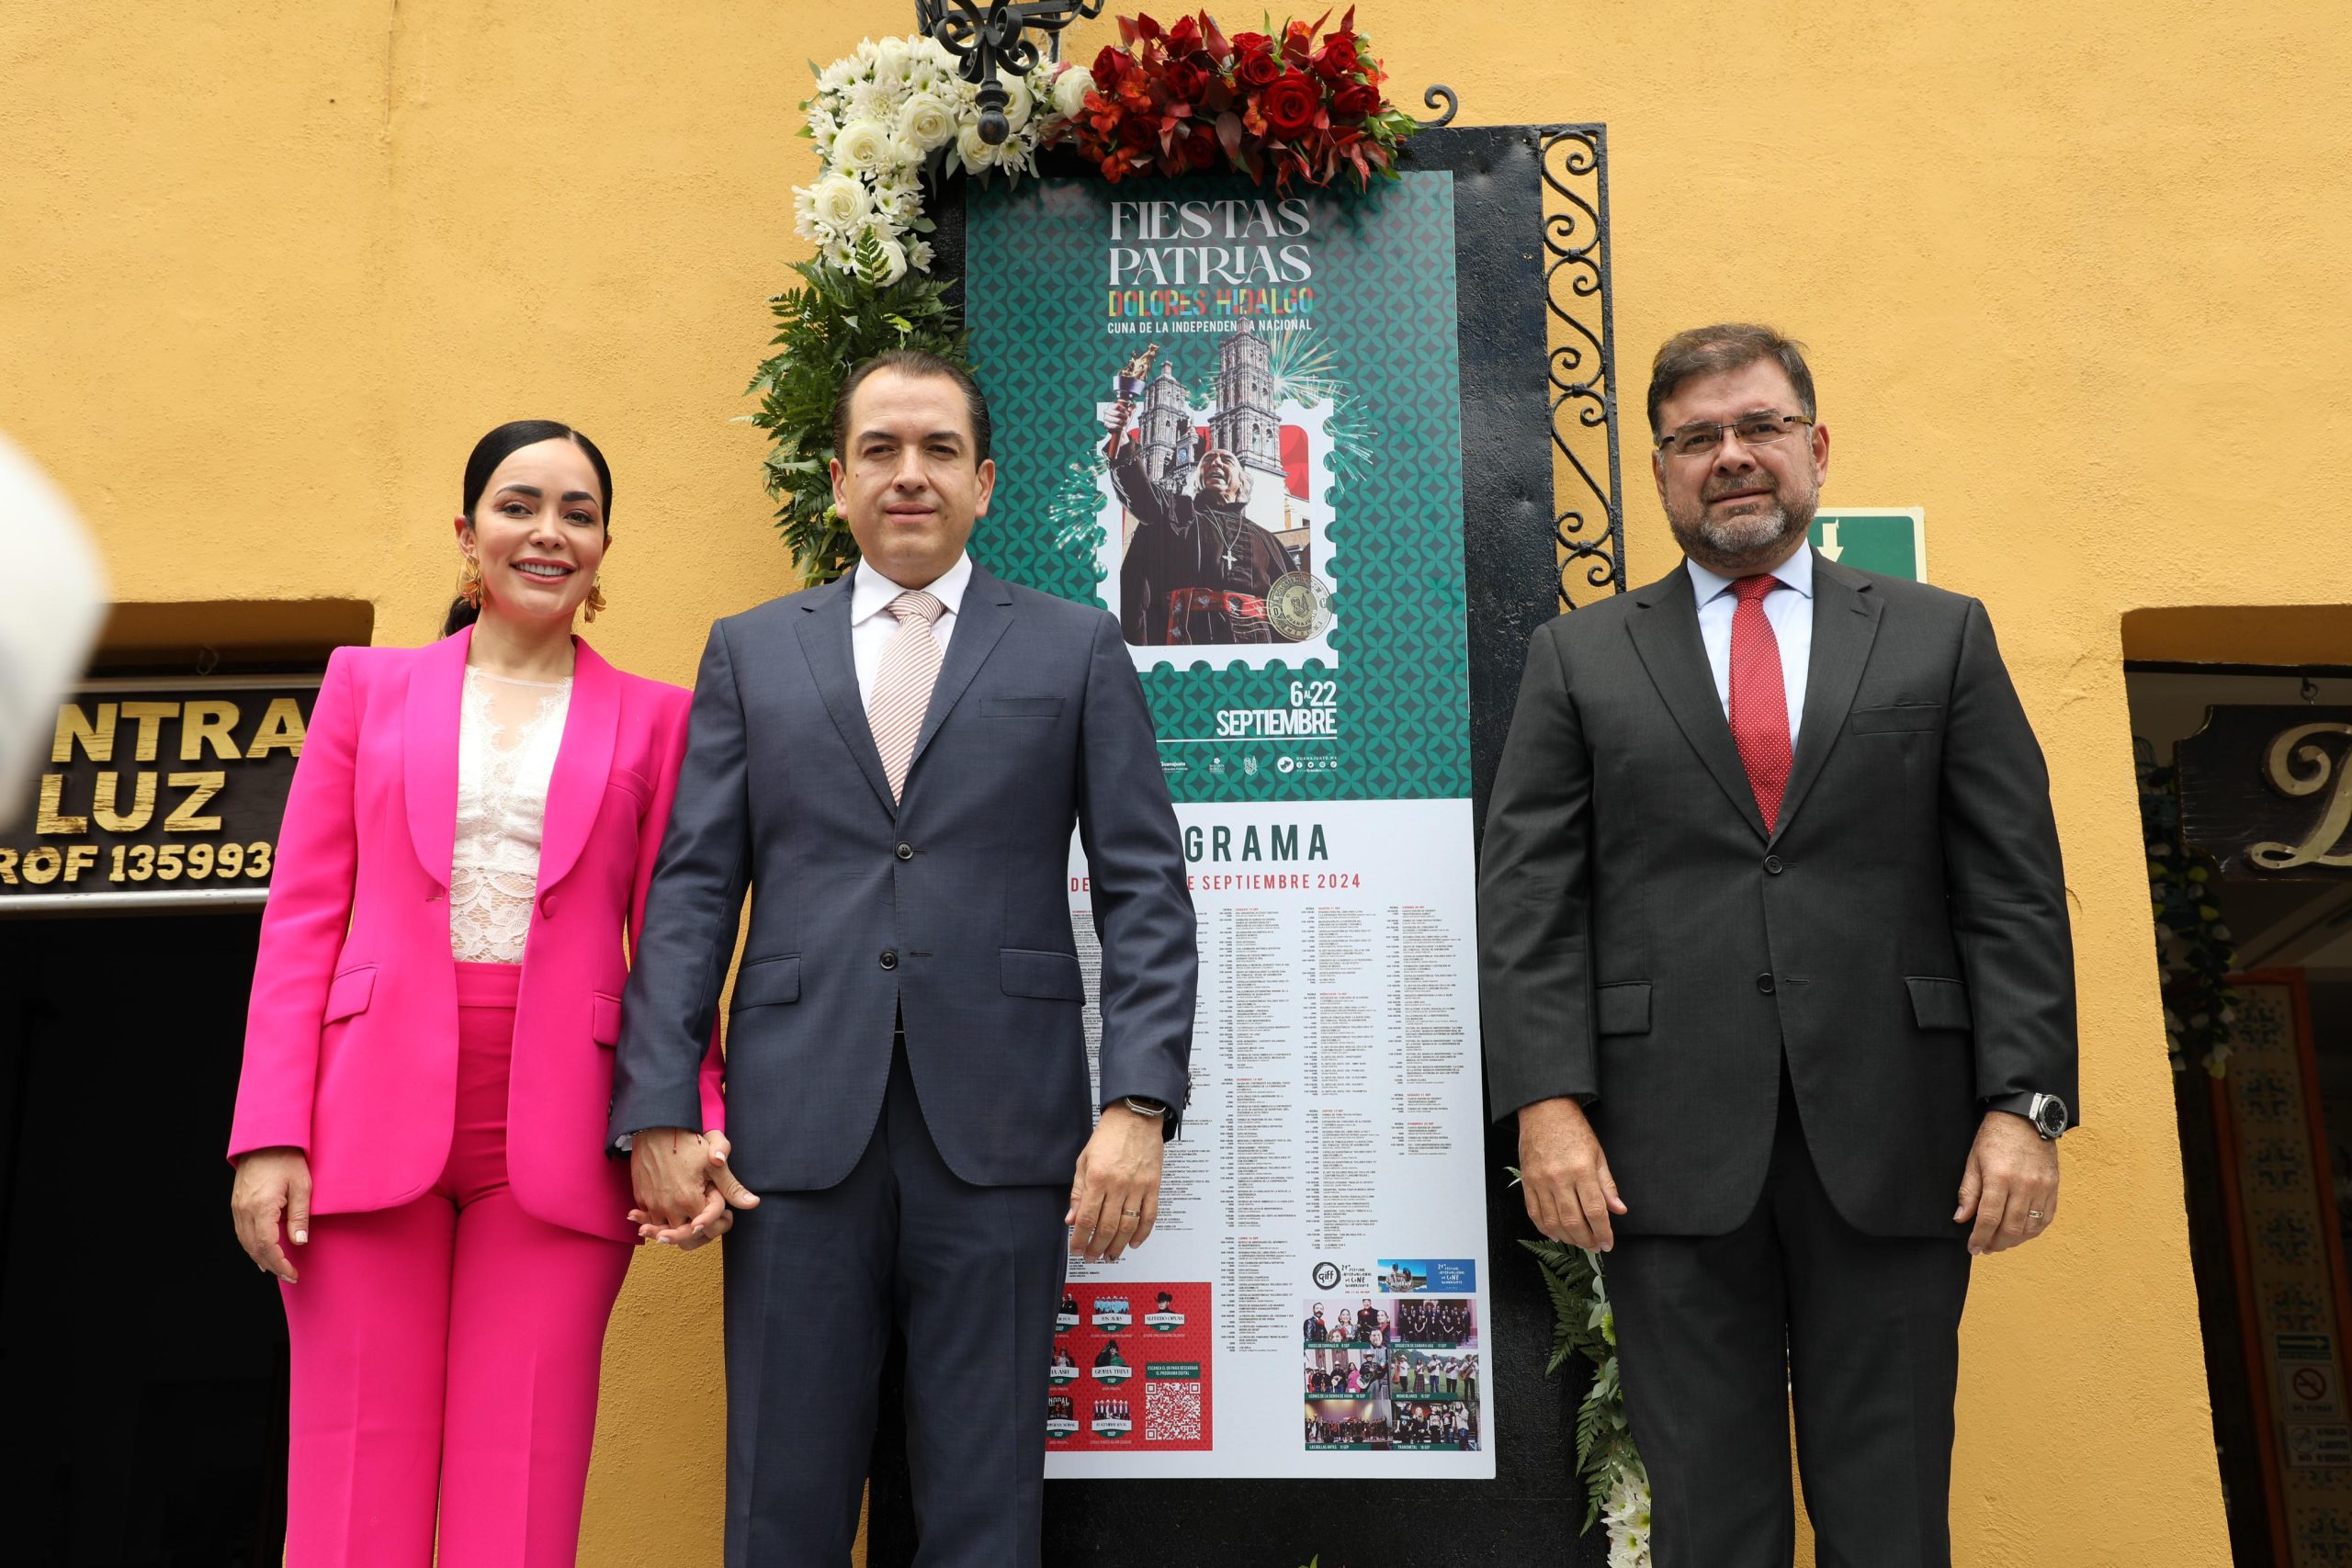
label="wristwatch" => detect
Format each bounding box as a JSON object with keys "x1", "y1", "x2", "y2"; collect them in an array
[
  {"x1": 1986, "y1": 1091, "x2": 2069, "y2": 1140},
  {"x1": 1117, "y1": 1096, "x2": 1170, "y2": 1120}
]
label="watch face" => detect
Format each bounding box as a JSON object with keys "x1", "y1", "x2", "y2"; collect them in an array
[{"x1": 2034, "y1": 1097, "x2": 2069, "y2": 1137}]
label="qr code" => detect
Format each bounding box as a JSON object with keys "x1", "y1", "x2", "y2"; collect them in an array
[{"x1": 1145, "y1": 1380, "x2": 1202, "y2": 1441}]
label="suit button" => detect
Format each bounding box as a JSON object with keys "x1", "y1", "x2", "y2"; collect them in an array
[
  {"x1": 540, "y1": 894, "x2": 558, "y2": 918},
  {"x1": 880, "y1": 950, "x2": 899, "y2": 971},
  {"x1": 1764, "y1": 855, "x2": 1784, "y2": 874},
  {"x1": 1757, "y1": 973, "x2": 1776, "y2": 996},
  {"x1": 896, "y1": 842, "x2": 914, "y2": 861}
]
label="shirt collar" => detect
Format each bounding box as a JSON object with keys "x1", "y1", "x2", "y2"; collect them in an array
[
  {"x1": 1685, "y1": 542, "x2": 1815, "y2": 606},
  {"x1": 852, "y1": 550, "x2": 974, "y2": 626}
]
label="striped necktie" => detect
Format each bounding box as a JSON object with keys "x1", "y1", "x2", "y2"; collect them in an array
[{"x1": 866, "y1": 589, "x2": 945, "y2": 803}]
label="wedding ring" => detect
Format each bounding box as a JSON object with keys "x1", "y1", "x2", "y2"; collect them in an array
[
  {"x1": 2027, "y1": 1209, "x2": 2045, "y2": 1221},
  {"x1": 1122, "y1": 1208, "x2": 1142, "y2": 1217}
]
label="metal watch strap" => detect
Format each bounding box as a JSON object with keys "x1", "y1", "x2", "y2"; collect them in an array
[{"x1": 1118, "y1": 1096, "x2": 1170, "y2": 1119}]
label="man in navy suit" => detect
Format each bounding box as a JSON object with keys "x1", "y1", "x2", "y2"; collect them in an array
[{"x1": 612, "y1": 350, "x2": 1197, "y2": 1567}]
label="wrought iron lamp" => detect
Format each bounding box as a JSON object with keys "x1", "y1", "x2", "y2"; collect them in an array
[{"x1": 917, "y1": 1, "x2": 1106, "y2": 144}]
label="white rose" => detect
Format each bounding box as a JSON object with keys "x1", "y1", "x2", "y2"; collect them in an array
[
  {"x1": 808, "y1": 174, "x2": 871, "y2": 231},
  {"x1": 1000, "y1": 74, "x2": 1034, "y2": 132},
  {"x1": 899, "y1": 91, "x2": 957, "y2": 151},
  {"x1": 874, "y1": 37, "x2": 911, "y2": 82},
  {"x1": 1051, "y1": 65, "x2": 1095, "y2": 120},
  {"x1": 956, "y1": 121, "x2": 997, "y2": 174},
  {"x1": 831, "y1": 118, "x2": 895, "y2": 174}
]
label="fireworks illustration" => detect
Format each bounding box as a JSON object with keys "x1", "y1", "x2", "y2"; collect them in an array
[{"x1": 1266, "y1": 328, "x2": 1377, "y2": 490}]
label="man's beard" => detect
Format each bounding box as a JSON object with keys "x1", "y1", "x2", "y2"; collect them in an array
[{"x1": 1666, "y1": 479, "x2": 1816, "y2": 573}]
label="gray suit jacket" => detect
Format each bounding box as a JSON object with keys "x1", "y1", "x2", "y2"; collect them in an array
[
  {"x1": 610, "y1": 563, "x2": 1196, "y2": 1190},
  {"x1": 1477, "y1": 553, "x2": 2077, "y2": 1237}
]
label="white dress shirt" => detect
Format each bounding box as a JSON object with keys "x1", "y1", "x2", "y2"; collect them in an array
[
  {"x1": 1685, "y1": 546, "x2": 1815, "y2": 747},
  {"x1": 850, "y1": 551, "x2": 973, "y2": 707}
]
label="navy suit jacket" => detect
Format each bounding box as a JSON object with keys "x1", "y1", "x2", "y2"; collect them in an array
[{"x1": 610, "y1": 562, "x2": 1197, "y2": 1190}]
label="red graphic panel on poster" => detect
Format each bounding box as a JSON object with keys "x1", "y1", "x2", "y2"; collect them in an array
[{"x1": 1047, "y1": 1281, "x2": 1212, "y2": 1452}]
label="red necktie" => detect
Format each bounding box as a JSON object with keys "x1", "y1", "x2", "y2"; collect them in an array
[{"x1": 1728, "y1": 574, "x2": 1793, "y2": 830}]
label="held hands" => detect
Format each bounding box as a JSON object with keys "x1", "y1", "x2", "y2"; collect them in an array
[
  {"x1": 232, "y1": 1146, "x2": 314, "y2": 1282},
  {"x1": 1067, "y1": 1104, "x2": 1165, "y2": 1263},
  {"x1": 629, "y1": 1128, "x2": 759, "y2": 1252},
  {"x1": 1956, "y1": 1111, "x2": 2060, "y2": 1256},
  {"x1": 1517, "y1": 1097, "x2": 1627, "y2": 1253}
]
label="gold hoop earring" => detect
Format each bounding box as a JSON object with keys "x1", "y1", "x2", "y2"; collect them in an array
[
  {"x1": 583, "y1": 577, "x2": 607, "y2": 622},
  {"x1": 458, "y1": 555, "x2": 484, "y2": 609}
]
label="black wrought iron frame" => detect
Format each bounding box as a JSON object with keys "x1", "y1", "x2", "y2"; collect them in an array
[{"x1": 1535, "y1": 123, "x2": 1624, "y2": 608}]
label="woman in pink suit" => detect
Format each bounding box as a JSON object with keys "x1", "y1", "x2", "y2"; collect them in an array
[{"x1": 226, "y1": 421, "x2": 733, "y2": 1568}]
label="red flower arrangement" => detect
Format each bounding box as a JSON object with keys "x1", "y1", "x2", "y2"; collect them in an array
[{"x1": 1056, "y1": 8, "x2": 1417, "y2": 193}]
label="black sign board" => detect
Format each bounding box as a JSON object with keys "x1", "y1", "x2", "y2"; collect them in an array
[
  {"x1": 0, "y1": 675, "x2": 319, "y2": 910},
  {"x1": 2176, "y1": 705, "x2": 2352, "y2": 879}
]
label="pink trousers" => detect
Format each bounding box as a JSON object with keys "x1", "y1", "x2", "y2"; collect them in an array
[{"x1": 279, "y1": 961, "x2": 633, "y2": 1568}]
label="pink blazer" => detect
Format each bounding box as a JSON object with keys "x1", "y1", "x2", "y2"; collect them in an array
[{"x1": 227, "y1": 627, "x2": 724, "y2": 1240}]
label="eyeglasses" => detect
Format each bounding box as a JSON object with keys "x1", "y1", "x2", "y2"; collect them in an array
[{"x1": 1655, "y1": 412, "x2": 1815, "y2": 459}]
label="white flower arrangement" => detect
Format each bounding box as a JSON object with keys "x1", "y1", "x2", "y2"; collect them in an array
[
  {"x1": 795, "y1": 35, "x2": 1094, "y2": 278},
  {"x1": 1601, "y1": 1462, "x2": 1654, "y2": 1568}
]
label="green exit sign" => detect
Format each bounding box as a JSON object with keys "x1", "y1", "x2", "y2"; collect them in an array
[{"x1": 1810, "y1": 508, "x2": 1926, "y2": 582}]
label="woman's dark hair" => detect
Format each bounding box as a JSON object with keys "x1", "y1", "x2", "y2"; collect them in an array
[{"x1": 442, "y1": 420, "x2": 616, "y2": 637}]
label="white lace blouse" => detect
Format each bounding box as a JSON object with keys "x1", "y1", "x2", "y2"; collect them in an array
[{"x1": 449, "y1": 666, "x2": 572, "y2": 964}]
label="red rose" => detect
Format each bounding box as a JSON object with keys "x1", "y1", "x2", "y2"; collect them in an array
[
  {"x1": 1169, "y1": 15, "x2": 1203, "y2": 52},
  {"x1": 1236, "y1": 50, "x2": 1280, "y2": 88},
  {"x1": 1118, "y1": 115, "x2": 1156, "y2": 152},
  {"x1": 1331, "y1": 82, "x2": 1380, "y2": 119},
  {"x1": 1093, "y1": 45, "x2": 1129, "y2": 85},
  {"x1": 1261, "y1": 70, "x2": 1321, "y2": 139},
  {"x1": 1315, "y1": 36, "x2": 1361, "y2": 81},
  {"x1": 1182, "y1": 122, "x2": 1220, "y2": 170},
  {"x1": 1166, "y1": 60, "x2": 1210, "y2": 102},
  {"x1": 1230, "y1": 30, "x2": 1273, "y2": 56}
]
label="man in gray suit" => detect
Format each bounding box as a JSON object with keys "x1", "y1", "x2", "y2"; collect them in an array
[
  {"x1": 612, "y1": 350, "x2": 1196, "y2": 1566},
  {"x1": 1479, "y1": 324, "x2": 2076, "y2": 1567}
]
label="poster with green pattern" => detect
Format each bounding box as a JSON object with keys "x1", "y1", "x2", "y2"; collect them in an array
[{"x1": 966, "y1": 174, "x2": 1469, "y2": 805}]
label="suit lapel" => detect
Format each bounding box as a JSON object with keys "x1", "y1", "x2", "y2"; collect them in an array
[
  {"x1": 1625, "y1": 566, "x2": 1770, "y2": 841},
  {"x1": 1773, "y1": 554, "x2": 1883, "y2": 843},
  {"x1": 536, "y1": 637, "x2": 618, "y2": 893},
  {"x1": 795, "y1": 575, "x2": 899, "y2": 818},
  {"x1": 403, "y1": 626, "x2": 469, "y2": 887},
  {"x1": 907, "y1": 564, "x2": 1014, "y2": 774}
]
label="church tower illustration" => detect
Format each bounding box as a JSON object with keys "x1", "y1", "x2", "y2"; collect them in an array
[
  {"x1": 1136, "y1": 360, "x2": 1192, "y2": 488},
  {"x1": 1209, "y1": 321, "x2": 1283, "y2": 480}
]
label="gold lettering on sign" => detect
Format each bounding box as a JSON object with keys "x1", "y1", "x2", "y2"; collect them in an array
[
  {"x1": 91, "y1": 771, "x2": 157, "y2": 832},
  {"x1": 246, "y1": 697, "x2": 307, "y2": 758},
  {"x1": 119, "y1": 701, "x2": 178, "y2": 762},
  {"x1": 51, "y1": 702, "x2": 116, "y2": 763},
  {"x1": 180, "y1": 699, "x2": 242, "y2": 761},
  {"x1": 164, "y1": 772, "x2": 226, "y2": 832},
  {"x1": 2251, "y1": 723, "x2": 2352, "y2": 870},
  {"x1": 36, "y1": 775, "x2": 87, "y2": 835}
]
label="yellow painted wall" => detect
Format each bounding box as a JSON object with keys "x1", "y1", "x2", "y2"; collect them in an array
[{"x1": 6, "y1": 1, "x2": 2333, "y2": 1561}]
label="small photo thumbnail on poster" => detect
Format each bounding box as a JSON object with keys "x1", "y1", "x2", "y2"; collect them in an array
[
  {"x1": 1390, "y1": 1295, "x2": 1479, "y2": 1349},
  {"x1": 1047, "y1": 1393, "x2": 1080, "y2": 1442},
  {"x1": 1301, "y1": 1295, "x2": 1399, "y2": 1349},
  {"x1": 1089, "y1": 1395, "x2": 1135, "y2": 1440},
  {"x1": 1089, "y1": 1335, "x2": 1136, "y2": 1384},
  {"x1": 1377, "y1": 1258, "x2": 1476, "y2": 1294},
  {"x1": 1387, "y1": 1349, "x2": 1483, "y2": 1450},
  {"x1": 1302, "y1": 1341, "x2": 1388, "y2": 1401},
  {"x1": 1304, "y1": 1390, "x2": 1393, "y2": 1452}
]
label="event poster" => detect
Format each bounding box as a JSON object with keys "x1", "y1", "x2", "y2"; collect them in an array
[{"x1": 967, "y1": 173, "x2": 1493, "y2": 1478}]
